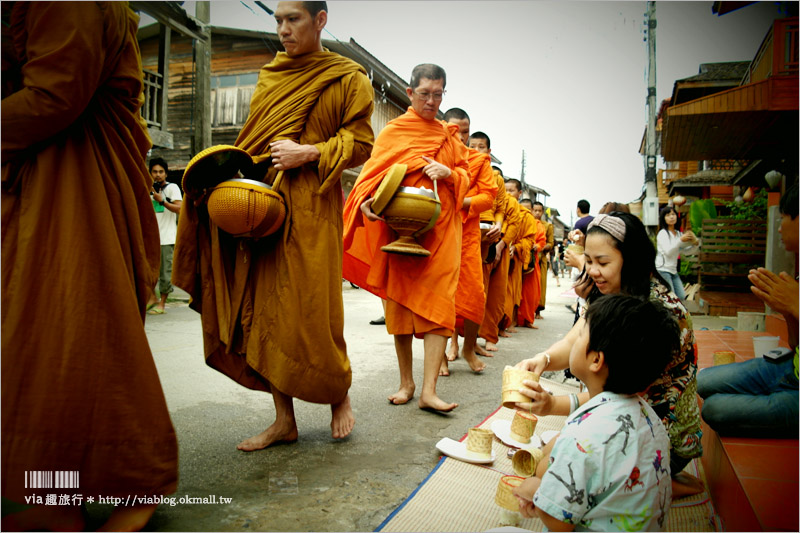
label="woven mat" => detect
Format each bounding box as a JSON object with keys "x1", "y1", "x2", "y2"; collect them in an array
[{"x1": 376, "y1": 378, "x2": 720, "y2": 532}]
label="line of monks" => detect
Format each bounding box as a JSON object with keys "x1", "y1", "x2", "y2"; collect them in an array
[{"x1": 343, "y1": 65, "x2": 556, "y2": 413}]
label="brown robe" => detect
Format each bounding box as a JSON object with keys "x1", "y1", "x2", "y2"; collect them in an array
[
  {"x1": 1, "y1": 2, "x2": 177, "y2": 500},
  {"x1": 173, "y1": 50, "x2": 374, "y2": 404}
]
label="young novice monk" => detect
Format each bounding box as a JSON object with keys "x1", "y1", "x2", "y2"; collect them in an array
[{"x1": 513, "y1": 294, "x2": 679, "y2": 531}]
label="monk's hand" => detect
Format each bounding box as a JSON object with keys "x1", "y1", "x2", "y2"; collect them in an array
[
  {"x1": 509, "y1": 244, "x2": 516, "y2": 257},
  {"x1": 512, "y1": 476, "x2": 541, "y2": 519},
  {"x1": 360, "y1": 197, "x2": 384, "y2": 222},
  {"x1": 421, "y1": 156, "x2": 452, "y2": 180},
  {"x1": 749, "y1": 268, "x2": 799, "y2": 318},
  {"x1": 485, "y1": 222, "x2": 502, "y2": 241},
  {"x1": 270, "y1": 139, "x2": 320, "y2": 171},
  {"x1": 515, "y1": 380, "x2": 554, "y2": 416},
  {"x1": 493, "y1": 240, "x2": 507, "y2": 268}
]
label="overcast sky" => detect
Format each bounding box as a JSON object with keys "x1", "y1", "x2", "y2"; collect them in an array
[{"x1": 142, "y1": 1, "x2": 783, "y2": 224}]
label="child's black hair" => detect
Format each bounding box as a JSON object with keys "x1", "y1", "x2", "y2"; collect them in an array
[{"x1": 585, "y1": 293, "x2": 680, "y2": 394}]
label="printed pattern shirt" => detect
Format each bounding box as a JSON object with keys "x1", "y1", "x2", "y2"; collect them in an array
[{"x1": 534, "y1": 392, "x2": 672, "y2": 531}]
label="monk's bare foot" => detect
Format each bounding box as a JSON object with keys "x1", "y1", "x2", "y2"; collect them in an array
[
  {"x1": 671, "y1": 472, "x2": 704, "y2": 499},
  {"x1": 524, "y1": 323, "x2": 539, "y2": 329},
  {"x1": 330, "y1": 394, "x2": 355, "y2": 439},
  {"x1": 439, "y1": 358, "x2": 450, "y2": 376},
  {"x1": 499, "y1": 330, "x2": 511, "y2": 338},
  {"x1": 388, "y1": 384, "x2": 415, "y2": 405},
  {"x1": 507, "y1": 325, "x2": 518, "y2": 333},
  {"x1": 446, "y1": 342, "x2": 459, "y2": 362},
  {"x1": 462, "y1": 350, "x2": 486, "y2": 373},
  {"x1": 98, "y1": 504, "x2": 158, "y2": 532},
  {"x1": 475, "y1": 343, "x2": 495, "y2": 357},
  {"x1": 485, "y1": 341, "x2": 499, "y2": 352},
  {"x1": 237, "y1": 419, "x2": 298, "y2": 451},
  {"x1": 419, "y1": 393, "x2": 458, "y2": 412},
  {"x1": 535, "y1": 313, "x2": 543, "y2": 320},
  {"x1": 2, "y1": 504, "x2": 85, "y2": 532}
]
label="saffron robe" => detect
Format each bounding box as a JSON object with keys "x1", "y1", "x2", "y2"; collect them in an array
[
  {"x1": 518, "y1": 215, "x2": 548, "y2": 327},
  {"x1": 342, "y1": 107, "x2": 469, "y2": 332},
  {"x1": 454, "y1": 149, "x2": 497, "y2": 327},
  {"x1": 538, "y1": 220, "x2": 555, "y2": 310},
  {"x1": 1, "y1": 2, "x2": 177, "y2": 500},
  {"x1": 479, "y1": 193, "x2": 520, "y2": 343},
  {"x1": 502, "y1": 207, "x2": 536, "y2": 329},
  {"x1": 173, "y1": 50, "x2": 375, "y2": 404}
]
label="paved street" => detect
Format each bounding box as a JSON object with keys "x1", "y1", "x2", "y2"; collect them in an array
[{"x1": 105, "y1": 270, "x2": 579, "y2": 531}]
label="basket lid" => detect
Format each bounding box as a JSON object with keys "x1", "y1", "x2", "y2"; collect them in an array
[
  {"x1": 371, "y1": 163, "x2": 407, "y2": 215},
  {"x1": 182, "y1": 145, "x2": 253, "y2": 198}
]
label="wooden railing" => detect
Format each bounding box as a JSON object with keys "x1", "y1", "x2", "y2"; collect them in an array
[
  {"x1": 744, "y1": 17, "x2": 799, "y2": 84},
  {"x1": 141, "y1": 68, "x2": 163, "y2": 128},
  {"x1": 697, "y1": 218, "x2": 767, "y2": 289}
]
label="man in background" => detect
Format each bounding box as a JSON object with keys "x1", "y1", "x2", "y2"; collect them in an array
[{"x1": 147, "y1": 157, "x2": 182, "y2": 315}]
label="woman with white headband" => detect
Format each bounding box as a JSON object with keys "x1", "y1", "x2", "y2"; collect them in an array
[{"x1": 514, "y1": 211, "x2": 704, "y2": 499}]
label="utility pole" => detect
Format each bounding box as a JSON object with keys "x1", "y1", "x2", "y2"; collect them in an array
[
  {"x1": 643, "y1": 1, "x2": 659, "y2": 227},
  {"x1": 520, "y1": 150, "x2": 527, "y2": 197}
]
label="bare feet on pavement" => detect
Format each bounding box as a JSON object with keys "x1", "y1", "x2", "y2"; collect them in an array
[
  {"x1": 507, "y1": 325, "x2": 518, "y2": 333},
  {"x1": 446, "y1": 342, "x2": 459, "y2": 362},
  {"x1": 419, "y1": 393, "x2": 458, "y2": 412},
  {"x1": 499, "y1": 330, "x2": 511, "y2": 338},
  {"x1": 485, "y1": 341, "x2": 499, "y2": 352},
  {"x1": 330, "y1": 394, "x2": 355, "y2": 439},
  {"x1": 388, "y1": 384, "x2": 415, "y2": 405},
  {"x1": 462, "y1": 350, "x2": 486, "y2": 373},
  {"x1": 475, "y1": 343, "x2": 495, "y2": 357},
  {"x1": 439, "y1": 358, "x2": 450, "y2": 377},
  {"x1": 671, "y1": 472, "x2": 705, "y2": 499},
  {"x1": 237, "y1": 420, "x2": 298, "y2": 451}
]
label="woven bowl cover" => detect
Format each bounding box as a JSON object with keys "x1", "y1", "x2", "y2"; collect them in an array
[
  {"x1": 207, "y1": 179, "x2": 285, "y2": 238},
  {"x1": 372, "y1": 163, "x2": 408, "y2": 215},
  {"x1": 182, "y1": 145, "x2": 253, "y2": 198}
]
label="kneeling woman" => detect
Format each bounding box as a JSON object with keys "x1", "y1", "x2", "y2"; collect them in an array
[{"x1": 515, "y1": 212, "x2": 704, "y2": 498}]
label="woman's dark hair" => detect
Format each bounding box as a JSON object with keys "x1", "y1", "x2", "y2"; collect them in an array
[
  {"x1": 586, "y1": 294, "x2": 680, "y2": 394},
  {"x1": 657, "y1": 206, "x2": 679, "y2": 234},
  {"x1": 584, "y1": 211, "x2": 669, "y2": 301},
  {"x1": 780, "y1": 181, "x2": 798, "y2": 219}
]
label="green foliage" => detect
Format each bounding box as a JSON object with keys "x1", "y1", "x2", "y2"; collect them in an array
[
  {"x1": 719, "y1": 188, "x2": 768, "y2": 220},
  {"x1": 689, "y1": 199, "x2": 718, "y2": 232}
]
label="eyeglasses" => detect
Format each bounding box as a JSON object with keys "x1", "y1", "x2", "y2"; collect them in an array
[{"x1": 412, "y1": 89, "x2": 446, "y2": 101}]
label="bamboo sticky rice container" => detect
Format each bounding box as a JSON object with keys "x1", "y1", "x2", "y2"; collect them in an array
[
  {"x1": 713, "y1": 351, "x2": 736, "y2": 366},
  {"x1": 502, "y1": 366, "x2": 539, "y2": 409},
  {"x1": 512, "y1": 448, "x2": 544, "y2": 478},
  {"x1": 495, "y1": 475, "x2": 525, "y2": 511},
  {"x1": 509, "y1": 411, "x2": 538, "y2": 444},
  {"x1": 466, "y1": 427, "x2": 493, "y2": 459}
]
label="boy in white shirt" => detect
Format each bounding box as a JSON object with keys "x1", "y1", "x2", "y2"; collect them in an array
[{"x1": 514, "y1": 294, "x2": 679, "y2": 531}]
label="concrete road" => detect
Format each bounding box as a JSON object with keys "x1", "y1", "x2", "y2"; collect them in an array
[{"x1": 120, "y1": 270, "x2": 579, "y2": 531}]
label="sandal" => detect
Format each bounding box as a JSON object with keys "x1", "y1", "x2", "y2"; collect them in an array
[{"x1": 147, "y1": 308, "x2": 165, "y2": 315}]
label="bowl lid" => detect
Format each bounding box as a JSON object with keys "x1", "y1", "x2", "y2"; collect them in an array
[
  {"x1": 216, "y1": 178, "x2": 272, "y2": 190},
  {"x1": 182, "y1": 145, "x2": 253, "y2": 198},
  {"x1": 371, "y1": 163, "x2": 407, "y2": 215},
  {"x1": 397, "y1": 186, "x2": 436, "y2": 199}
]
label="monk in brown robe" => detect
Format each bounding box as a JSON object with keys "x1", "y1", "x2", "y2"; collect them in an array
[
  {"x1": 517, "y1": 198, "x2": 547, "y2": 328},
  {"x1": 439, "y1": 111, "x2": 497, "y2": 376},
  {"x1": 173, "y1": 1, "x2": 374, "y2": 451},
  {"x1": 343, "y1": 64, "x2": 469, "y2": 412},
  {"x1": 533, "y1": 200, "x2": 554, "y2": 319},
  {"x1": 2, "y1": 3, "x2": 177, "y2": 530},
  {"x1": 500, "y1": 180, "x2": 534, "y2": 334}
]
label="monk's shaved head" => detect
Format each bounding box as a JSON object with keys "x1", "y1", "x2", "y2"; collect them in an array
[
  {"x1": 506, "y1": 179, "x2": 522, "y2": 192},
  {"x1": 443, "y1": 108, "x2": 469, "y2": 123},
  {"x1": 469, "y1": 131, "x2": 490, "y2": 149},
  {"x1": 410, "y1": 64, "x2": 446, "y2": 90},
  {"x1": 520, "y1": 198, "x2": 533, "y2": 209},
  {"x1": 302, "y1": 1, "x2": 327, "y2": 16},
  {"x1": 492, "y1": 166, "x2": 503, "y2": 176}
]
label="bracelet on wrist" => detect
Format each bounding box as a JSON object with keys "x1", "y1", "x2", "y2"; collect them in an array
[{"x1": 568, "y1": 393, "x2": 579, "y2": 414}]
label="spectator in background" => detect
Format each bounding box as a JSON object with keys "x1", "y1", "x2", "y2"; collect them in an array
[
  {"x1": 572, "y1": 199, "x2": 594, "y2": 244},
  {"x1": 147, "y1": 157, "x2": 182, "y2": 315},
  {"x1": 655, "y1": 205, "x2": 697, "y2": 302}
]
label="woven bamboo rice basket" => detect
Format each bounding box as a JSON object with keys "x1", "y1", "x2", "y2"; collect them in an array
[
  {"x1": 465, "y1": 427, "x2": 493, "y2": 458},
  {"x1": 495, "y1": 475, "x2": 525, "y2": 511},
  {"x1": 511, "y1": 448, "x2": 544, "y2": 478},
  {"x1": 502, "y1": 366, "x2": 540, "y2": 409},
  {"x1": 509, "y1": 411, "x2": 538, "y2": 444}
]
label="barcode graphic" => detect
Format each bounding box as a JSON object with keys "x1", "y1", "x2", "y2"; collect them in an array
[{"x1": 25, "y1": 471, "x2": 79, "y2": 489}]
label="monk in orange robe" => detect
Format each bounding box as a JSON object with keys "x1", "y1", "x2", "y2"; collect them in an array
[
  {"x1": 491, "y1": 187, "x2": 522, "y2": 339},
  {"x1": 502, "y1": 192, "x2": 536, "y2": 333},
  {"x1": 2, "y1": 3, "x2": 177, "y2": 530},
  {"x1": 173, "y1": 2, "x2": 375, "y2": 451},
  {"x1": 439, "y1": 111, "x2": 497, "y2": 376},
  {"x1": 343, "y1": 64, "x2": 469, "y2": 412},
  {"x1": 533, "y1": 200, "x2": 555, "y2": 319},
  {"x1": 518, "y1": 198, "x2": 548, "y2": 328}
]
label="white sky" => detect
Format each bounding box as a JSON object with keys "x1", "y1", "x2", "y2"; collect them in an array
[{"x1": 142, "y1": 1, "x2": 781, "y2": 224}]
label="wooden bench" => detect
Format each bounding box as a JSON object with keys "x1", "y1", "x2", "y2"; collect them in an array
[{"x1": 697, "y1": 218, "x2": 767, "y2": 290}]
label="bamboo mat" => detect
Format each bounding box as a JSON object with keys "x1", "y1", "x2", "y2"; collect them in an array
[{"x1": 376, "y1": 377, "x2": 720, "y2": 532}]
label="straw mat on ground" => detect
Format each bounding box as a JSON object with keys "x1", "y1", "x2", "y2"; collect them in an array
[{"x1": 376, "y1": 377, "x2": 719, "y2": 532}]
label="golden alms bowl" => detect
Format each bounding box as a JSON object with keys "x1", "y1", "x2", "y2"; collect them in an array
[
  {"x1": 207, "y1": 177, "x2": 286, "y2": 238},
  {"x1": 380, "y1": 186, "x2": 441, "y2": 256}
]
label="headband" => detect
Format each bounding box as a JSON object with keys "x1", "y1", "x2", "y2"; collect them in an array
[{"x1": 588, "y1": 214, "x2": 626, "y2": 242}]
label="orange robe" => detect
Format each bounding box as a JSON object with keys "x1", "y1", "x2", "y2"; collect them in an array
[
  {"x1": 173, "y1": 50, "x2": 375, "y2": 404},
  {"x1": 502, "y1": 207, "x2": 535, "y2": 330},
  {"x1": 538, "y1": 220, "x2": 555, "y2": 310},
  {"x1": 518, "y1": 216, "x2": 548, "y2": 327},
  {"x1": 343, "y1": 107, "x2": 469, "y2": 336},
  {"x1": 479, "y1": 193, "x2": 520, "y2": 343},
  {"x1": 454, "y1": 149, "x2": 497, "y2": 328},
  {"x1": 1, "y1": 2, "x2": 177, "y2": 500}
]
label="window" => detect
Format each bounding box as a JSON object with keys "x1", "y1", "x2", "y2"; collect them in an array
[{"x1": 211, "y1": 73, "x2": 259, "y2": 126}]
